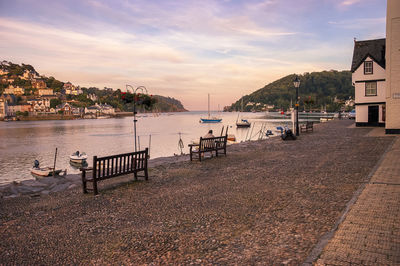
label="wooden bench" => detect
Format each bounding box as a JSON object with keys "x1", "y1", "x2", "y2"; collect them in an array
[
  {"x1": 80, "y1": 148, "x2": 149, "y2": 195},
  {"x1": 188, "y1": 135, "x2": 227, "y2": 161},
  {"x1": 300, "y1": 121, "x2": 314, "y2": 133}
]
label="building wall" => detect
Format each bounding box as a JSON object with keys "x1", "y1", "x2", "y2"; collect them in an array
[
  {"x1": 0, "y1": 99, "x2": 7, "y2": 118},
  {"x1": 386, "y1": 0, "x2": 400, "y2": 133},
  {"x1": 353, "y1": 57, "x2": 386, "y2": 125}
]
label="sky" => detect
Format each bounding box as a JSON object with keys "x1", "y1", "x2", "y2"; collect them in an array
[{"x1": 0, "y1": 0, "x2": 386, "y2": 110}]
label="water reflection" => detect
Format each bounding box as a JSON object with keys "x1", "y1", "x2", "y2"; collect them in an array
[{"x1": 0, "y1": 111, "x2": 311, "y2": 184}]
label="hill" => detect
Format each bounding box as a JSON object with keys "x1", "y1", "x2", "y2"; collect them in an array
[
  {"x1": 225, "y1": 70, "x2": 353, "y2": 112},
  {"x1": 0, "y1": 60, "x2": 187, "y2": 113}
]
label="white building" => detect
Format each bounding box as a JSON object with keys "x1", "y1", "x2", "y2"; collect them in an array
[
  {"x1": 351, "y1": 38, "x2": 386, "y2": 127},
  {"x1": 85, "y1": 103, "x2": 115, "y2": 115},
  {"x1": 385, "y1": 0, "x2": 400, "y2": 134},
  {"x1": 0, "y1": 99, "x2": 8, "y2": 118}
]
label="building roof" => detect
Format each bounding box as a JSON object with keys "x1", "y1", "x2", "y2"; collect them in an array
[{"x1": 351, "y1": 38, "x2": 386, "y2": 72}]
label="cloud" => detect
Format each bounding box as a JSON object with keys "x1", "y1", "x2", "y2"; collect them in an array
[{"x1": 340, "y1": 0, "x2": 361, "y2": 6}]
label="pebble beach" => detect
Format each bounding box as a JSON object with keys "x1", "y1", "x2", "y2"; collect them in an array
[{"x1": 0, "y1": 119, "x2": 395, "y2": 264}]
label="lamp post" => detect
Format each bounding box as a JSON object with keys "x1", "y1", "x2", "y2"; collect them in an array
[
  {"x1": 126, "y1": 85, "x2": 148, "y2": 152},
  {"x1": 293, "y1": 76, "x2": 301, "y2": 136}
]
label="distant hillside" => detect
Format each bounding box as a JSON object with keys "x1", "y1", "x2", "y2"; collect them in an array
[
  {"x1": 0, "y1": 60, "x2": 187, "y2": 112},
  {"x1": 153, "y1": 95, "x2": 186, "y2": 112},
  {"x1": 226, "y1": 70, "x2": 353, "y2": 112}
]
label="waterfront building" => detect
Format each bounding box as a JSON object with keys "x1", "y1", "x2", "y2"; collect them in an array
[
  {"x1": 385, "y1": 0, "x2": 400, "y2": 134},
  {"x1": 85, "y1": 103, "x2": 115, "y2": 115},
  {"x1": 351, "y1": 38, "x2": 386, "y2": 127},
  {"x1": 27, "y1": 98, "x2": 51, "y2": 114},
  {"x1": 7, "y1": 104, "x2": 31, "y2": 116},
  {"x1": 0, "y1": 98, "x2": 8, "y2": 118},
  {"x1": 0, "y1": 94, "x2": 17, "y2": 104},
  {"x1": 56, "y1": 102, "x2": 73, "y2": 115}
]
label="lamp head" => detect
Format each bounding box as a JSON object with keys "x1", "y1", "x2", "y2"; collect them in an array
[{"x1": 293, "y1": 76, "x2": 300, "y2": 88}]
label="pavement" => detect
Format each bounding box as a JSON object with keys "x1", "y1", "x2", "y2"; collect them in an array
[{"x1": 310, "y1": 131, "x2": 400, "y2": 265}]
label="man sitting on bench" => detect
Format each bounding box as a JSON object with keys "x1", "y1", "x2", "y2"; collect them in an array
[{"x1": 204, "y1": 129, "x2": 215, "y2": 138}]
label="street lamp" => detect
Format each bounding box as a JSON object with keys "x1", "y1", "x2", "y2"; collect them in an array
[
  {"x1": 293, "y1": 76, "x2": 300, "y2": 136},
  {"x1": 126, "y1": 85, "x2": 148, "y2": 152}
]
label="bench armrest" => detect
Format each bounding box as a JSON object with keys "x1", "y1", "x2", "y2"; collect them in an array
[
  {"x1": 80, "y1": 167, "x2": 93, "y2": 172},
  {"x1": 188, "y1": 143, "x2": 200, "y2": 147}
]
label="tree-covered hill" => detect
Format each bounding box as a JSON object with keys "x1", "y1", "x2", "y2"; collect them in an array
[
  {"x1": 0, "y1": 61, "x2": 187, "y2": 112},
  {"x1": 226, "y1": 70, "x2": 353, "y2": 112}
]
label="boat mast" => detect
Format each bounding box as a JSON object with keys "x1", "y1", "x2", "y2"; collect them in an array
[{"x1": 208, "y1": 93, "x2": 210, "y2": 118}]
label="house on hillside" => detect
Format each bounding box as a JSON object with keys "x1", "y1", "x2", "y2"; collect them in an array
[
  {"x1": 351, "y1": 38, "x2": 386, "y2": 127},
  {"x1": 63, "y1": 82, "x2": 83, "y2": 95},
  {"x1": 4, "y1": 85, "x2": 25, "y2": 95},
  {"x1": 31, "y1": 79, "x2": 47, "y2": 89},
  {"x1": 37, "y1": 88, "x2": 54, "y2": 96}
]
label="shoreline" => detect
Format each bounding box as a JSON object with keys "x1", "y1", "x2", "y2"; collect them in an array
[
  {"x1": 0, "y1": 137, "x2": 280, "y2": 198},
  {"x1": 1, "y1": 119, "x2": 395, "y2": 264}
]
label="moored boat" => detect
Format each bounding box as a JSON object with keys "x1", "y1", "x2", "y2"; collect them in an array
[
  {"x1": 69, "y1": 151, "x2": 88, "y2": 163},
  {"x1": 31, "y1": 160, "x2": 66, "y2": 178},
  {"x1": 200, "y1": 94, "x2": 222, "y2": 123},
  {"x1": 236, "y1": 119, "x2": 251, "y2": 128}
]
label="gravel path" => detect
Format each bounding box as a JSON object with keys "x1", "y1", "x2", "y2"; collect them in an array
[{"x1": 0, "y1": 120, "x2": 394, "y2": 265}]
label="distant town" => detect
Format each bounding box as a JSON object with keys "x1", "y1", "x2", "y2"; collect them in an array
[{"x1": 0, "y1": 61, "x2": 186, "y2": 121}]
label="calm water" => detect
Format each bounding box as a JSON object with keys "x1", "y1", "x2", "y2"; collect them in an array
[{"x1": 0, "y1": 111, "x2": 313, "y2": 185}]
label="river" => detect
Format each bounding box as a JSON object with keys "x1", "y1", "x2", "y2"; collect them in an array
[{"x1": 0, "y1": 111, "x2": 325, "y2": 185}]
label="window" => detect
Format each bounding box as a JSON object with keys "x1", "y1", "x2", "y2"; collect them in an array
[
  {"x1": 365, "y1": 81, "x2": 377, "y2": 96},
  {"x1": 364, "y1": 61, "x2": 373, "y2": 74}
]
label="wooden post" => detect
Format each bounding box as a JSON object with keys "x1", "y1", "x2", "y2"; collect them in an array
[
  {"x1": 53, "y1": 148, "x2": 58, "y2": 177},
  {"x1": 93, "y1": 156, "x2": 98, "y2": 195}
]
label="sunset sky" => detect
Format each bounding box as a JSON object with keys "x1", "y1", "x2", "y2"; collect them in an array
[{"x1": 0, "y1": 0, "x2": 386, "y2": 110}]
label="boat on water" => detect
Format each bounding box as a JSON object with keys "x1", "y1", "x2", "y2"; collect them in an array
[
  {"x1": 69, "y1": 151, "x2": 88, "y2": 164},
  {"x1": 31, "y1": 160, "x2": 66, "y2": 178},
  {"x1": 200, "y1": 94, "x2": 222, "y2": 123},
  {"x1": 236, "y1": 119, "x2": 251, "y2": 128},
  {"x1": 236, "y1": 98, "x2": 251, "y2": 128}
]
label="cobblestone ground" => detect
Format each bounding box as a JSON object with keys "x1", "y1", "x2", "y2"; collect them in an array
[
  {"x1": 315, "y1": 136, "x2": 400, "y2": 265},
  {"x1": 0, "y1": 120, "x2": 395, "y2": 265}
]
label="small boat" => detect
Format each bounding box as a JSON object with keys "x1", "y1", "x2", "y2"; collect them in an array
[
  {"x1": 200, "y1": 94, "x2": 222, "y2": 123},
  {"x1": 31, "y1": 160, "x2": 66, "y2": 178},
  {"x1": 200, "y1": 117, "x2": 222, "y2": 123},
  {"x1": 236, "y1": 98, "x2": 251, "y2": 128},
  {"x1": 227, "y1": 134, "x2": 236, "y2": 141},
  {"x1": 236, "y1": 119, "x2": 251, "y2": 128},
  {"x1": 69, "y1": 151, "x2": 88, "y2": 164}
]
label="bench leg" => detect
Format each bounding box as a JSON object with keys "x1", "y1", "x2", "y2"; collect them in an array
[
  {"x1": 81, "y1": 170, "x2": 88, "y2": 194},
  {"x1": 93, "y1": 180, "x2": 98, "y2": 195},
  {"x1": 144, "y1": 168, "x2": 149, "y2": 180}
]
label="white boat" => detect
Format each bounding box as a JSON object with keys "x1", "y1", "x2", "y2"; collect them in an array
[
  {"x1": 31, "y1": 167, "x2": 64, "y2": 177},
  {"x1": 31, "y1": 160, "x2": 66, "y2": 178},
  {"x1": 200, "y1": 94, "x2": 222, "y2": 123},
  {"x1": 236, "y1": 97, "x2": 251, "y2": 128},
  {"x1": 69, "y1": 151, "x2": 88, "y2": 163}
]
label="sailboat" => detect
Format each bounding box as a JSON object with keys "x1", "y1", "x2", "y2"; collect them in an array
[
  {"x1": 200, "y1": 94, "x2": 222, "y2": 123},
  {"x1": 236, "y1": 97, "x2": 251, "y2": 128}
]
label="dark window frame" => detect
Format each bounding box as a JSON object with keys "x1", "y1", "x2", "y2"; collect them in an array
[
  {"x1": 364, "y1": 61, "x2": 373, "y2": 75},
  {"x1": 365, "y1": 81, "x2": 377, "y2": 96}
]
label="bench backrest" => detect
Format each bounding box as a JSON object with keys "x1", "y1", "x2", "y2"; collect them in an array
[
  {"x1": 92, "y1": 148, "x2": 148, "y2": 181},
  {"x1": 199, "y1": 135, "x2": 227, "y2": 151}
]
